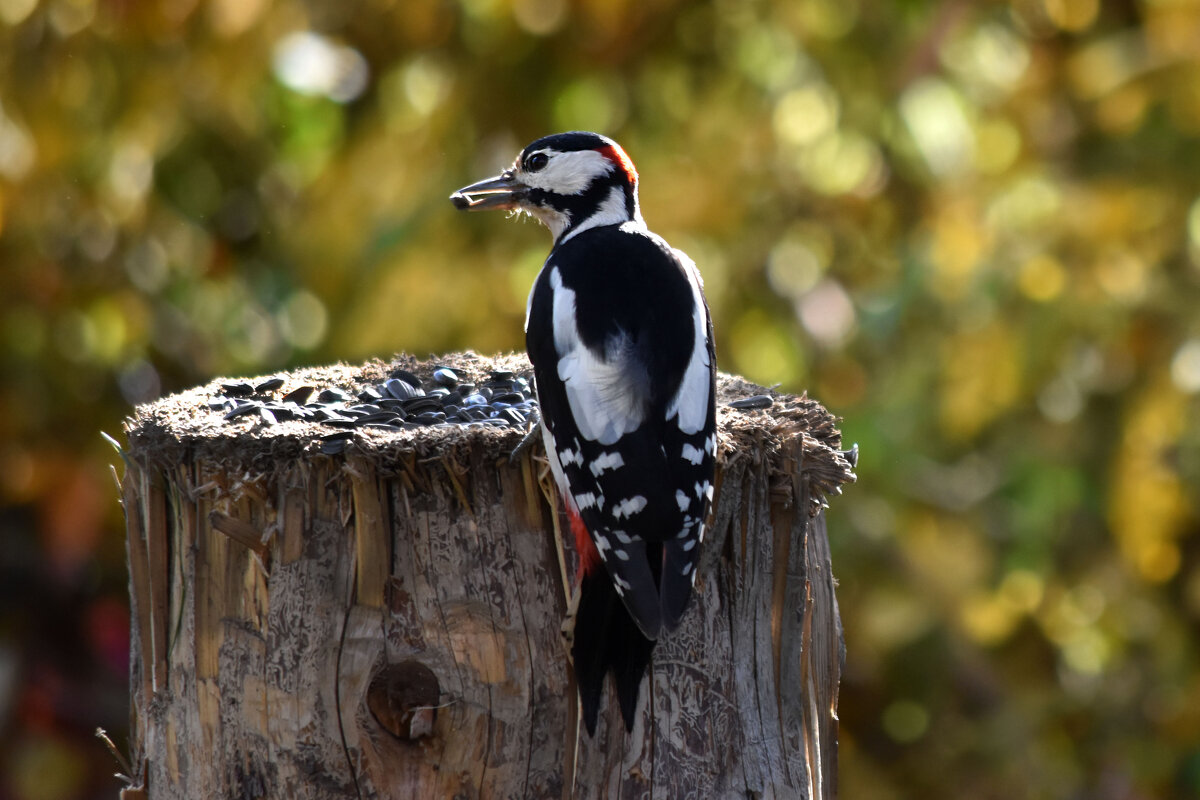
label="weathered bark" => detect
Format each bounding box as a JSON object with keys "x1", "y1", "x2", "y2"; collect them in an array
[{"x1": 117, "y1": 352, "x2": 854, "y2": 799}]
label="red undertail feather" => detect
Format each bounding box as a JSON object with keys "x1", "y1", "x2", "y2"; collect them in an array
[{"x1": 566, "y1": 501, "x2": 601, "y2": 580}]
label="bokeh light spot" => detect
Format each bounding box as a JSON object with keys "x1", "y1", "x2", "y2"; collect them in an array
[
  {"x1": 1094, "y1": 249, "x2": 1147, "y2": 303},
  {"x1": 901, "y1": 78, "x2": 973, "y2": 178},
  {"x1": 278, "y1": 289, "x2": 328, "y2": 350},
  {"x1": 796, "y1": 130, "x2": 883, "y2": 196},
  {"x1": 0, "y1": 0, "x2": 37, "y2": 25},
  {"x1": 735, "y1": 26, "x2": 802, "y2": 91},
  {"x1": 961, "y1": 592, "x2": 1019, "y2": 644},
  {"x1": 767, "y1": 230, "x2": 827, "y2": 299},
  {"x1": 0, "y1": 100, "x2": 36, "y2": 180},
  {"x1": 1043, "y1": 0, "x2": 1099, "y2": 33},
  {"x1": 1187, "y1": 195, "x2": 1200, "y2": 269},
  {"x1": 8, "y1": 735, "x2": 87, "y2": 800},
  {"x1": 796, "y1": 279, "x2": 856, "y2": 348},
  {"x1": 512, "y1": 0, "x2": 567, "y2": 35},
  {"x1": 797, "y1": 0, "x2": 859, "y2": 40},
  {"x1": 404, "y1": 56, "x2": 453, "y2": 118},
  {"x1": 975, "y1": 119, "x2": 1021, "y2": 174},
  {"x1": 773, "y1": 83, "x2": 839, "y2": 147},
  {"x1": 1000, "y1": 569, "x2": 1045, "y2": 613},
  {"x1": 273, "y1": 32, "x2": 370, "y2": 103},
  {"x1": 1018, "y1": 254, "x2": 1066, "y2": 301},
  {"x1": 728, "y1": 309, "x2": 804, "y2": 386},
  {"x1": 553, "y1": 76, "x2": 626, "y2": 134},
  {"x1": 882, "y1": 700, "x2": 929, "y2": 743},
  {"x1": 208, "y1": 0, "x2": 268, "y2": 37},
  {"x1": 986, "y1": 173, "x2": 1061, "y2": 231},
  {"x1": 1169, "y1": 339, "x2": 1200, "y2": 393},
  {"x1": 1038, "y1": 375, "x2": 1084, "y2": 423}
]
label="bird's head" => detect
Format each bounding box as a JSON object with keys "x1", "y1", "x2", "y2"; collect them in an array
[{"x1": 451, "y1": 131, "x2": 643, "y2": 242}]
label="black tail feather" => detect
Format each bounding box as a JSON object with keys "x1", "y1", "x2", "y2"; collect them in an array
[{"x1": 572, "y1": 568, "x2": 655, "y2": 735}]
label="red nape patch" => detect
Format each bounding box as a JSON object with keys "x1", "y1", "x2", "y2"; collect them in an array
[
  {"x1": 597, "y1": 144, "x2": 638, "y2": 185},
  {"x1": 566, "y1": 503, "x2": 602, "y2": 581}
]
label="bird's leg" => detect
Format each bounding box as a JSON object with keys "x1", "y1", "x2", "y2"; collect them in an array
[{"x1": 509, "y1": 410, "x2": 543, "y2": 464}]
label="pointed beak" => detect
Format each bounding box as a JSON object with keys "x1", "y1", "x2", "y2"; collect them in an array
[{"x1": 449, "y1": 170, "x2": 528, "y2": 212}]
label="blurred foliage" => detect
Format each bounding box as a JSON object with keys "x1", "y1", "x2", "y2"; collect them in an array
[{"x1": 1, "y1": 0, "x2": 1199, "y2": 797}]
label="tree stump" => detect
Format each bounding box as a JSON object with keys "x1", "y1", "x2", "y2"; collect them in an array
[{"x1": 116, "y1": 352, "x2": 855, "y2": 799}]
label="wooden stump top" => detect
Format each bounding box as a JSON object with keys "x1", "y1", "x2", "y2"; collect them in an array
[{"x1": 125, "y1": 350, "x2": 853, "y2": 508}]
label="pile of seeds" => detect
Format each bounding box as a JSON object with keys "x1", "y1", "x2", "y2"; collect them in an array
[
  {"x1": 208, "y1": 366, "x2": 538, "y2": 454},
  {"x1": 207, "y1": 356, "x2": 780, "y2": 455}
]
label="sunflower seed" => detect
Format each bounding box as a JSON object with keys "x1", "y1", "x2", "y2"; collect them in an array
[
  {"x1": 317, "y1": 388, "x2": 352, "y2": 404},
  {"x1": 224, "y1": 402, "x2": 261, "y2": 420},
  {"x1": 433, "y1": 367, "x2": 459, "y2": 387},
  {"x1": 391, "y1": 369, "x2": 422, "y2": 388},
  {"x1": 384, "y1": 378, "x2": 418, "y2": 400},
  {"x1": 319, "y1": 433, "x2": 353, "y2": 455},
  {"x1": 282, "y1": 386, "x2": 316, "y2": 404},
  {"x1": 729, "y1": 395, "x2": 773, "y2": 410}
]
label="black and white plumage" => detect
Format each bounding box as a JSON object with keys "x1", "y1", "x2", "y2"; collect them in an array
[{"x1": 451, "y1": 131, "x2": 717, "y2": 735}]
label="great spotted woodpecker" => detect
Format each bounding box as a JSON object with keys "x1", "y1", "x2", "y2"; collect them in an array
[{"x1": 451, "y1": 132, "x2": 716, "y2": 735}]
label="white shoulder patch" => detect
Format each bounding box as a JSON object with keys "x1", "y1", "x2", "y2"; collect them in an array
[
  {"x1": 665, "y1": 250, "x2": 712, "y2": 434},
  {"x1": 550, "y1": 268, "x2": 648, "y2": 445}
]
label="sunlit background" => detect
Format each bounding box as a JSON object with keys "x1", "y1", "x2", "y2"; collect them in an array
[{"x1": 2, "y1": 0, "x2": 1199, "y2": 797}]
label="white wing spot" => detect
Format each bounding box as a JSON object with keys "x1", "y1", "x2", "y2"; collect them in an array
[
  {"x1": 705, "y1": 433, "x2": 717, "y2": 455},
  {"x1": 611, "y1": 495, "x2": 647, "y2": 520},
  {"x1": 675, "y1": 490, "x2": 690, "y2": 512},
  {"x1": 681, "y1": 537, "x2": 697, "y2": 552},
  {"x1": 612, "y1": 529, "x2": 632, "y2": 544},
  {"x1": 681, "y1": 562, "x2": 693, "y2": 576},
  {"x1": 575, "y1": 492, "x2": 597, "y2": 510},
  {"x1": 698, "y1": 523, "x2": 706, "y2": 542},
  {"x1": 593, "y1": 534, "x2": 612, "y2": 557},
  {"x1": 558, "y1": 446, "x2": 584, "y2": 468},
  {"x1": 681, "y1": 443, "x2": 704, "y2": 465},
  {"x1": 613, "y1": 574, "x2": 632, "y2": 592},
  {"x1": 590, "y1": 451, "x2": 625, "y2": 476},
  {"x1": 614, "y1": 548, "x2": 630, "y2": 561},
  {"x1": 695, "y1": 480, "x2": 713, "y2": 500}
]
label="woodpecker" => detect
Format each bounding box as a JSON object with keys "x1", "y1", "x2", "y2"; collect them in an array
[{"x1": 451, "y1": 131, "x2": 716, "y2": 735}]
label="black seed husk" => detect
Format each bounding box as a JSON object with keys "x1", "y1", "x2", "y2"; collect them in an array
[{"x1": 729, "y1": 394, "x2": 774, "y2": 410}]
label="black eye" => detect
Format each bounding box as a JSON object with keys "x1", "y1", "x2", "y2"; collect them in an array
[{"x1": 525, "y1": 153, "x2": 549, "y2": 172}]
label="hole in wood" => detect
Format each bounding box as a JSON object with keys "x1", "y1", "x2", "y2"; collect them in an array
[{"x1": 367, "y1": 660, "x2": 441, "y2": 741}]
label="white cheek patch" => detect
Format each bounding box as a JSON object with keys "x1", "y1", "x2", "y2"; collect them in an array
[{"x1": 520, "y1": 149, "x2": 614, "y2": 195}]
